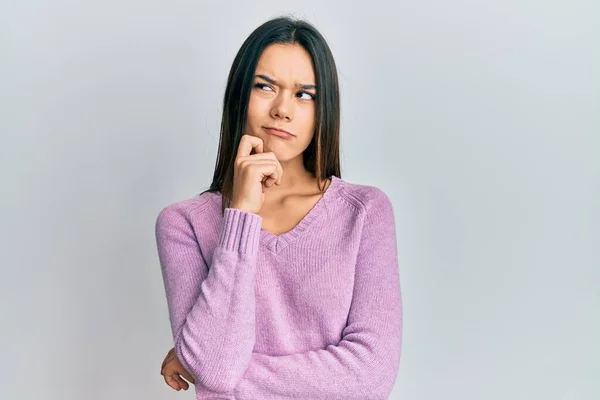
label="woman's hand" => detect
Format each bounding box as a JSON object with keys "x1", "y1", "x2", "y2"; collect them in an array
[
  {"x1": 160, "y1": 347, "x2": 195, "y2": 391},
  {"x1": 231, "y1": 134, "x2": 283, "y2": 214}
]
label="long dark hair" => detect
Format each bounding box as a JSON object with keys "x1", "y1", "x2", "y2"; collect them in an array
[{"x1": 200, "y1": 16, "x2": 341, "y2": 213}]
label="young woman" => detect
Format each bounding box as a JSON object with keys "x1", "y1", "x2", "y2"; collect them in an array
[{"x1": 155, "y1": 16, "x2": 402, "y2": 399}]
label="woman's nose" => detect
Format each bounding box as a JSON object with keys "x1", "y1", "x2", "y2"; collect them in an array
[{"x1": 270, "y1": 94, "x2": 293, "y2": 121}]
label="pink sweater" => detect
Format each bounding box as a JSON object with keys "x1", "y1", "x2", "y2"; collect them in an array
[{"x1": 155, "y1": 175, "x2": 403, "y2": 399}]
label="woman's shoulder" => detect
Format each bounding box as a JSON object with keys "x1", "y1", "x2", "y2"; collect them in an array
[
  {"x1": 155, "y1": 190, "x2": 221, "y2": 230},
  {"x1": 334, "y1": 176, "x2": 393, "y2": 213},
  {"x1": 333, "y1": 177, "x2": 396, "y2": 234}
]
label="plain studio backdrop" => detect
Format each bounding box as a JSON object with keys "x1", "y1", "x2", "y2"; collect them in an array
[{"x1": 1, "y1": 1, "x2": 598, "y2": 399}]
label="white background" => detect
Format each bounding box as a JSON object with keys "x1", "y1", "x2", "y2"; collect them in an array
[{"x1": 1, "y1": 0, "x2": 598, "y2": 399}]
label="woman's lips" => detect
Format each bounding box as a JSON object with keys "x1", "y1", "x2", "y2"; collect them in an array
[{"x1": 263, "y1": 127, "x2": 294, "y2": 139}]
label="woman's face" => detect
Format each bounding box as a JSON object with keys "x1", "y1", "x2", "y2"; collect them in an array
[{"x1": 245, "y1": 43, "x2": 317, "y2": 162}]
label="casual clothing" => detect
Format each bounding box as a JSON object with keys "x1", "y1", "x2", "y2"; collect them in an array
[{"x1": 155, "y1": 175, "x2": 402, "y2": 399}]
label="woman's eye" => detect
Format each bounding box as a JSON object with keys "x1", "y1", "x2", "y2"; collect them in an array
[
  {"x1": 298, "y1": 91, "x2": 315, "y2": 100},
  {"x1": 254, "y1": 83, "x2": 273, "y2": 92}
]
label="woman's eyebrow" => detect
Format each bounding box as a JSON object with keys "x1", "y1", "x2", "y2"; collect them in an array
[{"x1": 255, "y1": 74, "x2": 316, "y2": 90}]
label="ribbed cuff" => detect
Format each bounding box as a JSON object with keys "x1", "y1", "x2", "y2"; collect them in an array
[{"x1": 218, "y1": 208, "x2": 262, "y2": 255}]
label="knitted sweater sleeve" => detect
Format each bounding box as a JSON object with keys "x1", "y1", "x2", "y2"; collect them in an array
[
  {"x1": 234, "y1": 189, "x2": 403, "y2": 400},
  {"x1": 155, "y1": 204, "x2": 261, "y2": 396}
]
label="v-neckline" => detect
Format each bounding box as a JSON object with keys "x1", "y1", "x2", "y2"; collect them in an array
[
  {"x1": 210, "y1": 175, "x2": 342, "y2": 254},
  {"x1": 258, "y1": 175, "x2": 341, "y2": 253}
]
